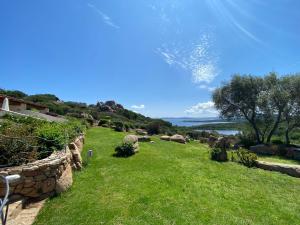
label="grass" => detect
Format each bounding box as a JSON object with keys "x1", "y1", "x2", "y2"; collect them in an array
[
  {"x1": 258, "y1": 155, "x2": 300, "y2": 165},
  {"x1": 34, "y1": 127, "x2": 300, "y2": 225}
]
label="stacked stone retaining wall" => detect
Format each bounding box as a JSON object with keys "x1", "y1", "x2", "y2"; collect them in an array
[{"x1": 0, "y1": 135, "x2": 84, "y2": 202}]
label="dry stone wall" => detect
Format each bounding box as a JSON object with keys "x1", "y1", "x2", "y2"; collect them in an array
[{"x1": 0, "y1": 135, "x2": 84, "y2": 201}]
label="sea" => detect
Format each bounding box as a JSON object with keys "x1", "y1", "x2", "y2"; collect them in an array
[{"x1": 162, "y1": 117, "x2": 240, "y2": 136}]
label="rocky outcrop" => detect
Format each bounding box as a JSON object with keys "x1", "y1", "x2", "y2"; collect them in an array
[
  {"x1": 256, "y1": 161, "x2": 300, "y2": 178},
  {"x1": 160, "y1": 135, "x2": 171, "y2": 141},
  {"x1": 170, "y1": 134, "x2": 186, "y2": 144}
]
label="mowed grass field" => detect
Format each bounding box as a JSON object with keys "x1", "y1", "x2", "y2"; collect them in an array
[{"x1": 34, "y1": 127, "x2": 300, "y2": 225}]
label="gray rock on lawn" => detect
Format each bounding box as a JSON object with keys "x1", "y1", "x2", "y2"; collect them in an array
[
  {"x1": 138, "y1": 135, "x2": 151, "y2": 142},
  {"x1": 123, "y1": 135, "x2": 139, "y2": 152},
  {"x1": 160, "y1": 135, "x2": 171, "y2": 141},
  {"x1": 135, "y1": 129, "x2": 148, "y2": 135},
  {"x1": 170, "y1": 134, "x2": 186, "y2": 144}
]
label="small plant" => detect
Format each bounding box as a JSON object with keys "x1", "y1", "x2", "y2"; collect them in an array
[
  {"x1": 113, "y1": 121, "x2": 125, "y2": 132},
  {"x1": 210, "y1": 147, "x2": 228, "y2": 162},
  {"x1": 114, "y1": 143, "x2": 135, "y2": 157},
  {"x1": 236, "y1": 149, "x2": 258, "y2": 167},
  {"x1": 98, "y1": 119, "x2": 110, "y2": 127}
]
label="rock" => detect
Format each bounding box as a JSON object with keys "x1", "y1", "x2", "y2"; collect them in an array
[
  {"x1": 160, "y1": 135, "x2": 171, "y2": 141},
  {"x1": 256, "y1": 161, "x2": 300, "y2": 178},
  {"x1": 123, "y1": 135, "x2": 139, "y2": 152},
  {"x1": 69, "y1": 143, "x2": 83, "y2": 170},
  {"x1": 250, "y1": 144, "x2": 277, "y2": 155},
  {"x1": 170, "y1": 134, "x2": 186, "y2": 144},
  {"x1": 150, "y1": 141, "x2": 155, "y2": 144},
  {"x1": 286, "y1": 147, "x2": 300, "y2": 160},
  {"x1": 42, "y1": 178, "x2": 56, "y2": 193},
  {"x1": 55, "y1": 164, "x2": 73, "y2": 194},
  {"x1": 138, "y1": 135, "x2": 151, "y2": 142},
  {"x1": 124, "y1": 135, "x2": 138, "y2": 144},
  {"x1": 135, "y1": 129, "x2": 147, "y2": 135}
]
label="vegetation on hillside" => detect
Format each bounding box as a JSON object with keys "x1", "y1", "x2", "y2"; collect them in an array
[{"x1": 0, "y1": 88, "x2": 175, "y2": 133}]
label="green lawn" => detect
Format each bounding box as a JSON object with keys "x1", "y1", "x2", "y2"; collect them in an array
[
  {"x1": 258, "y1": 155, "x2": 300, "y2": 165},
  {"x1": 34, "y1": 127, "x2": 300, "y2": 225}
]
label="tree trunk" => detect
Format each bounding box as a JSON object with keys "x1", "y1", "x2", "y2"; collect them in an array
[
  {"x1": 266, "y1": 110, "x2": 282, "y2": 144},
  {"x1": 249, "y1": 121, "x2": 261, "y2": 144},
  {"x1": 285, "y1": 128, "x2": 290, "y2": 145}
]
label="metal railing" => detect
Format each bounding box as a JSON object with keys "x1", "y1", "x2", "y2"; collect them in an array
[{"x1": 0, "y1": 175, "x2": 21, "y2": 225}]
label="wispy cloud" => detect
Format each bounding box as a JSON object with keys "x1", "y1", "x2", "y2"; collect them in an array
[
  {"x1": 88, "y1": 3, "x2": 120, "y2": 29},
  {"x1": 206, "y1": 0, "x2": 263, "y2": 44},
  {"x1": 156, "y1": 34, "x2": 219, "y2": 84},
  {"x1": 131, "y1": 104, "x2": 145, "y2": 110},
  {"x1": 199, "y1": 85, "x2": 216, "y2": 92},
  {"x1": 185, "y1": 101, "x2": 218, "y2": 116}
]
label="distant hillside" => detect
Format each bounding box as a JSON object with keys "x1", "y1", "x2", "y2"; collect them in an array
[{"x1": 0, "y1": 88, "x2": 172, "y2": 131}]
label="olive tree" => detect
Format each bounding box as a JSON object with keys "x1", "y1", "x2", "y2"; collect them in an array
[
  {"x1": 213, "y1": 74, "x2": 264, "y2": 143},
  {"x1": 282, "y1": 74, "x2": 300, "y2": 145},
  {"x1": 213, "y1": 73, "x2": 292, "y2": 144}
]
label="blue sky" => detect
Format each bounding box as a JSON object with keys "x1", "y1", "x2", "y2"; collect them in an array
[{"x1": 1, "y1": 0, "x2": 300, "y2": 118}]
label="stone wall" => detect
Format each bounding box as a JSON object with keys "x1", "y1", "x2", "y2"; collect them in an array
[
  {"x1": 0, "y1": 135, "x2": 84, "y2": 202},
  {"x1": 256, "y1": 160, "x2": 300, "y2": 178}
]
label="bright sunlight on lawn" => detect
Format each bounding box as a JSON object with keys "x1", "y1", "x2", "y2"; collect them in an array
[{"x1": 34, "y1": 127, "x2": 300, "y2": 225}]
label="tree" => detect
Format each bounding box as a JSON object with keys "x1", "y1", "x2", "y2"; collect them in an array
[
  {"x1": 282, "y1": 75, "x2": 300, "y2": 145},
  {"x1": 213, "y1": 74, "x2": 264, "y2": 143},
  {"x1": 213, "y1": 73, "x2": 291, "y2": 144},
  {"x1": 259, "y1": 73, "x2": 289, "y2": 143}
]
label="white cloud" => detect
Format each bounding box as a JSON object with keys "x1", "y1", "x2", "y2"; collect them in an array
[
  {"x1": 156, "y1": 34, "x2": 219, "y2": 84},
  {"x1": 131, "y1": 104, "x2": 145, "y2": 110},
  {"x1": 88, "y1": 3, "x2": 120, "y2": 29},
  {"x1": 185, "y1": 101, "x2": 218, "y2": 116},
  {"x1": 199, "y1": 84, "x2": 216, "y2": 92}
]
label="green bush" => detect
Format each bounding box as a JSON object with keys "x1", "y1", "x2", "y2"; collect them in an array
[
  {"x1": 0, "y1": 123, "x2": 38, "y2": 166},
  {"x1": 114, "y1": 143, "x2": 135, "y2": 157},
  {"x1": 0, "y1": 115, "x2": 87, "y2": 165},
  {"x1": 113, "y1": 121, "x2": 125, "y2": 132},
  {"x1": 98, "y1": 119, "x2": 110, "y2": 127},
  {"x1": 210, "y1": 147, "x2": 228, "y2": 162},
  {"x1": 237, "y1": 131, "x2": 257, "y2": 149},
  {"x1": 236, "y1": 149, "x2": 258, "y2": 167},
  {"x1": 272, "y1": 139, "x2": 284, "y2": 145},
  {"x1": 35, "y1": 123, "x2": 67, "y2": 158}
]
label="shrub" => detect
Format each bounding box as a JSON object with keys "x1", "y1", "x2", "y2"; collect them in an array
[
  {"x1": 272, "y1": 139, "x2": 284, "y2": 145},
  {"x1": 236, "y1": 149, "x2": 258, "y2": 167},
  {"x1": 210, "y1": 147, "x2": 228, "y2": 162},
  {"x1": 35, "y1": 123, "x2": 67, "y2": 158},
  {"x1": 237, "y1": 131, "x2": 257, "y2": 149},
  {"x1": 98, "y1": 119, "x2": 110, "y2": 127},
  {"x1": 0, "y1": 123, "x2": 39, "y2": 166},
  {"x1": 113, "y1": 121, "x2": 125, "y2": 132},
  {"x1": 114, "y1": 143, "x2": 135, "y2": 157}
]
